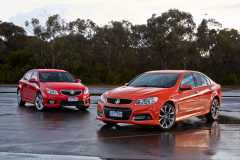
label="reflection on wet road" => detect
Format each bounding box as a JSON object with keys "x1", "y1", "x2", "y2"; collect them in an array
[{"x1": 0, "y1": 92, "x2": 240, "y2": 159}]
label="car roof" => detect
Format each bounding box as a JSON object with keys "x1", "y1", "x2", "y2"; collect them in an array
[
  {"x1": 35, "y1": 69, "x2": 66, "y2": 72},
  {"x1": 145, "y1": 70, "x2": 195, "y2": 74}
]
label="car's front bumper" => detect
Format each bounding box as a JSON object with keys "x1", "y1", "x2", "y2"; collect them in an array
[
  {"x1": 42, "y1": 93, "x2": 90, "y2": 108},
  {"x1": 96, "y1": 101, "x2": 161, "y2": 126}
]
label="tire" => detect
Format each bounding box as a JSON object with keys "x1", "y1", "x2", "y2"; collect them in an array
[
  {"x1": 206, "y1": 98, "x2": 220, "y2": 122},
  {"x1": 76, "y1": 106, "x2": 88, "y2": 111},
  {"x1": 17, "y1": 89, "x2": 25, "y2": 106},
  {"x1": 35, "y1": 93, "x2": 45, "y2": 111},
  {"x1": 159, "y1": 103, "x2": 176, "y2": 130}
]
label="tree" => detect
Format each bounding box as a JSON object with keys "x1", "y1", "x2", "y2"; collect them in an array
[
  {"x1": 68, "y1": 18, "x2": 97, "y2": 39},
  {"x1": 147, "y1": 9, "x2": 196, "y2": 69},
  {"x1": 196, "y1": 19, "x2": 220, "y2": 57},
  {"x1": 25, "y1": 15, "x2": 68, "y2": 68},
  {"x1": 0, "y1": 22, "x2": 25, "y2": 41},
  {"x1": 0, "y1": 10, "x2": 240, "y2": 85},
  {"x1": 209, "y1": 29, "x2": 240, "y2": 84},
  {"x1": 91, "y1": 20, "x2": 136, "y2": 83}
]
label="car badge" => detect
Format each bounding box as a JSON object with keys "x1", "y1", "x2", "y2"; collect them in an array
[
  {"x1": 115, "y1": 99, "x2": 120, "y2": 104},
  {"x1": 70, "y1": 90, "x2": 75, "y2": 95}
]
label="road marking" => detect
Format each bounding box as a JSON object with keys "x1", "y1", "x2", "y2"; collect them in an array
[{"x1": 0, "y1": 152, "x2": 102, "y2": 160}]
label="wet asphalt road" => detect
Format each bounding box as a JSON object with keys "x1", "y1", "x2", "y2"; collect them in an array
[{"x1": 0, "y1": 87, "x2": 240, "y2": 160}]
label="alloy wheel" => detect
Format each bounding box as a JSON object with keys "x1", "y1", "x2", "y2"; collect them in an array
[
  {"x1": 35, "y1": 94, "x2": 45, "y2": 111},
  {"x1": 17, "y1": 90, "x2": 21, "y2": 105},
  {"x1": 17, "y1": 90, "x2": 25, "y2": 106},
  {"x1": 159, "y1": 103, "x2": 176, "y2": 130},
  {"x1": 211, "y1": 99, "x2": 220, "y2": 120}
]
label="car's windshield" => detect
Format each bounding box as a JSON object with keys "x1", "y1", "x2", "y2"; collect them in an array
[
  {"x1": 39, "y1": 71, "x2": 75, "y2": 82},
  {"x1": 128, "y1": 73, "x2": 179, "y2": 88}
]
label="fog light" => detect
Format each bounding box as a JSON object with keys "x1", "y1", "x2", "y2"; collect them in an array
[
  {"x1": 48, "y1": 100, "x2": 55, "y2": 104},
  {"x1": 134, "y1": 114, "x2": 152, "y2": 121}
]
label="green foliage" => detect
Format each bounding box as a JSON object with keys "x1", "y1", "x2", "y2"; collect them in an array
[{"x1": 0, "y1": 9, "x2": 240, "y2": 85}]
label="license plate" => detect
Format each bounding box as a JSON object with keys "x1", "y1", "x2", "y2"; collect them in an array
[
  {"x1": 109, "y1": 110, "x2": 123, "y2": 118},
  {"x1": 68, "y1": 97, "x2": 78, "y2": 102}
]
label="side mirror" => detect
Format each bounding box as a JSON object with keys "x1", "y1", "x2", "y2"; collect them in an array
[
  {"x1": 180, "y1": 84, "x2": 192, "y2": 91},
  {"x1": 75, "y1": 79, "x2": 81, "y2": 83},
  {"x1": 29, "y1": 78, "x2": 38, "y2": 83},
  {"x1": 124, "y1": 83, "x2": 129, "y2": 86}
]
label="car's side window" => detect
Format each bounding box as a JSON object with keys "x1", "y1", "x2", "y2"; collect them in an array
[
  {"x1": 201, "y1": 74, "x2": 212, "y2": 85},
  {"x1": 23, "y1": 71, "x2": 33, "y2": 81},
  {"x1": 181, "y1": 73, "x2": 196, "y2": 87},
  {"x1": 193, "y1": 73, "x2": 208, "y2": 87},
  {"x1": 31, "y1": 71, "x2": 38, "y2": 80}
]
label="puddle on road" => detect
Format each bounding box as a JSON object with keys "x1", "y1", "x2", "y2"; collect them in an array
[
  {"x1": 0, "y1": 113, "x2": 15, "y2": 117},
  {"x1": 95, "y1": 121, "x2": 222, "y2": 160},
  {"x1": 218, "y1": 115, "x2": 240, "y2": 124}
]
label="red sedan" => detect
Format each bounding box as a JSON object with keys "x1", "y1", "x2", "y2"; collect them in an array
[
  {"x1": 17, "y1": 69, "x2": 90, "y2": 111},
  {"x1": 97, "y1": 70, "x2": 222, "y2": 130}
]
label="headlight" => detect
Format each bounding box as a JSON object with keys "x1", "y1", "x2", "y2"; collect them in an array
[
  {"x1": 84, "y1": 88, "x2": 89, "y2": 94},
  {"x1": 136, "y1": 97, "x2": 158, "y2": 105},
  {"x1": 100, "y1": 94, "x2": 107, "y2": 103},
  {"x1": 46, "y1": 89, "x2": 58, "y2": 95}
]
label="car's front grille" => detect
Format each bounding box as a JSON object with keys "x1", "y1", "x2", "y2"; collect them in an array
[
  {"x1": 104, "y1": 106, "x2": 132, "y2": 120},
  {"x1": 61, "y1": 90, "x2": 82, "y2": 96},
  {"x1": 107, "y1": 98, "x2": 132, "y2": 104},
  {"x1": 61, "y1": 101, "x2": 84, "y2": 106}
]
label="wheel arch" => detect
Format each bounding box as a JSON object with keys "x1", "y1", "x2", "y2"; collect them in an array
[
  {"x1": 35, "y1": 90, "x2": 42, "y2": 99},
  {"x1": 36, "y1": 90, "x2": 41, "y2": 95},
  {"x1": 17, "y1": 86, "x2": 22, "y2": 92},
  {"x1": 34, "y1": 90, "x2": 43, "y2": 101},
  {"x1": 162, "y1": 100, "x2": 176, "y2": 111},
  {"x1": 164, "y1": 100, "x2": 176, "y2": 107},
  {"x1": 213, "y1": 95, "x2": 221, "y2": 104},
  {"x1": 161, "y1": 100, "x2": 178, "y2": 114}
]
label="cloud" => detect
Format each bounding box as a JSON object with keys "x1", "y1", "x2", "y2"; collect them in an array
[
  {"x1": 2, "y1": 0, "x2": 240, "y2": 30},
  {"x1": 9, "y1": 4, "x2": 72, "y2": 27},
  {"x1": 209, "y1": 2, "x2": 240, "y2": 10}
]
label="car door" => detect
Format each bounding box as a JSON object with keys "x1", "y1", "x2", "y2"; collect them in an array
[
  {"x1": 177, "y1": 73, "x2": 199, "y2": 115},
  {"x1": 193, "y1": 73, "x2": 212, "y2": 112},
  {"x1": 28, "y1": 71, "x2": 39, "y2": 103},
  {"x1": 21, "y1": 70, "x2": 33, "y2": 101}
]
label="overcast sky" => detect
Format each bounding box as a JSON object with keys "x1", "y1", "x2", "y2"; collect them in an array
[{"x1": 0, "y1": 0, "x2": 240, "y2": 30}]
